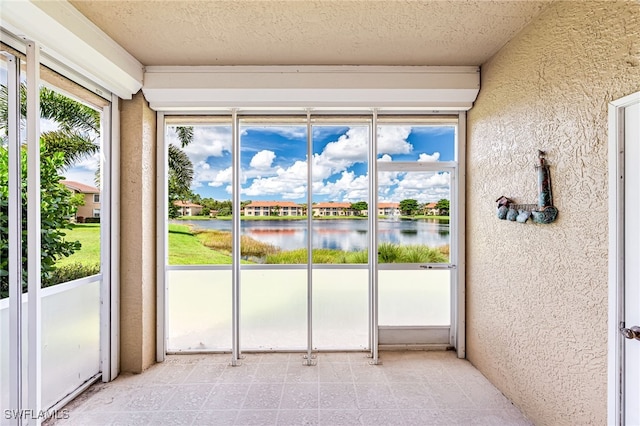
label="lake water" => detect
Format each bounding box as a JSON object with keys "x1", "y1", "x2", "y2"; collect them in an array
[{"x1": 177, "y1": 218, "x2": 449, "y2": 252}]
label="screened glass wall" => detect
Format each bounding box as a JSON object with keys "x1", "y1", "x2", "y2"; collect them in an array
[
  {"x1": 1, "y1": 38, "x2": 113, "y2": 424},
  {"x1": 163, "y1": 113, "x2": 459, "y2": 357}
]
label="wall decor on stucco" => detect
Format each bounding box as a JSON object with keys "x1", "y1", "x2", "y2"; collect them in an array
[{"x1": 496, "y1": 150, "x2": 558, "y2": 224}]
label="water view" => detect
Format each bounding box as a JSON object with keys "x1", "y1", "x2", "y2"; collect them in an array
[{"x1": 176, "y1": 218, "x2": 449, "y2": 252}]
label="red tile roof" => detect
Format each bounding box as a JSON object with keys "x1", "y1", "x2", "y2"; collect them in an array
[
  {"x1": 60, "y1": 180, "x2": 100, "y2": 194},
  {"x1": 174, "y1": 201, "x2": 203, "y2": 208},
  {"x1": 245, "y1": 201, "x2": 302, "y2": 207},
  {"x1": 378, "y1": 202, "x2": 399, "y2": 208},
  {"x1": 313, "y1": 202, "x2": 353, "y2": 209}
]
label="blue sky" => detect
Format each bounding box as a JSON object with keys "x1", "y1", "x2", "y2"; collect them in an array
[{"x1": 168, "y1": 123, "x2": 455, "y2": 204}]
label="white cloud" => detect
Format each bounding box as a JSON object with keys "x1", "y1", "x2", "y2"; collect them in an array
[
  {"x1": 378, "y1": 126, "x2": 413, "y2": 155},
  {"x1": 390, "y1": 171, "x2": 451, "y2": 203},
  {"x1": 206, "y1": 166, "x2": 233, "y2": 188},
  {"x1": 314, "y1": 171, "x2": 369, "y2": 201},
  {"x1": 418, "y1": 152, "x2": 440, "y2": 162},
  {"x1": 249, "y1": 150, "x2": 276, "y2": 169},
  {"x1": 168, "y1": 126, "x2": 231, "y2": 166},
  {"x1": 166, "y1": 126, "x2": 232, "y2": 190},
  {"x1": 197, "y1": 125, "x2": 427, "y2": 202}
]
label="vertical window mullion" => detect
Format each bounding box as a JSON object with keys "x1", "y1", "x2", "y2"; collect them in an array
[
  {"x1": 231, "y1": 109, "x2": 241, "y2": 365},
  {"x1": 369, "y1": 110, "x2": 379, "y2": 364},
  {"x1": 6, "y1": 50, "x2": 23, "y2": 426},
  {"x1": 26, "y1": 40, "x2": 42, "y2": 424},
  {"x1": 305, "y1": 109, "x2": 314, "y2": 365}
]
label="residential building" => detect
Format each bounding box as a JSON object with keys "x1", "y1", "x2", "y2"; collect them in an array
[
  {"x1": 61, "y1": 180, "x2": 101, "y2": 220},
  {"x1": 312, "y1": 202, "x2": 356, "y2": 216},
  {"x1": 424, "y1": 202, "x2": 439, "y2": 216},
  {"x1": 378, "y1": 202, "x2": 400, "y2": 217},
  {"x1": 243, "y1": 201, "x2": 304, "y2": 216},
  {"x1": 173, "y1": 200, "x2": 203, "y2": 216}
]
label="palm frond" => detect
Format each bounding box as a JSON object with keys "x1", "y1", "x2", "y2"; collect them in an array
[
  {"x1": 39, "y1": 87, "x2": 100, "y2": 134},
  {"x1": 175, "y1": 126, "x2": 194, "y2": 148},
  {"x1": 168, "y1": 144, "x2": 194, "y2": 194},
  {"x1": 40, "y1": 130, "x2": 99, "y2": 169}
]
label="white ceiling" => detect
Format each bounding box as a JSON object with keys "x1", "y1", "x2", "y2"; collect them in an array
[{"x1": 67, "y1": 0, "x2": 553, "y2": 67}]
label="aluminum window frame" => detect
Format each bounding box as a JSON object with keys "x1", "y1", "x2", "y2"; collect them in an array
[{"x1": 158, "y1": 110, "x2": 465, "y2": 362}]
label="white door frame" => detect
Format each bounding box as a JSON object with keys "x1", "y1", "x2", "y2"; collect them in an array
[{"x1": 608, "y1": 90, "x2": 640, "y2": 426}]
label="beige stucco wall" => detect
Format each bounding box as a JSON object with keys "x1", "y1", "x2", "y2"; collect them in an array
[
  {"x1": 466, "y1": 1, "x2": 640, "y2": 425},
  {"x1": 466, "y1": 2, "x2": 640, "y2": 424},
  {"x1": 119, "y1": 92, "x2": 157, "y2": 373}
]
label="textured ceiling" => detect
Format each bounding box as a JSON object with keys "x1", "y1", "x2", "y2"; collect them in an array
[{"x1": 67, "y1": 0, "x2": 552, "y2": 67}]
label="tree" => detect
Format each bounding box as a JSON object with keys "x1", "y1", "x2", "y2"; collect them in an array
[
  {"x1": 350, "y1": 201, "x2": 368, "y2": 215},
  {"x1": 399, "y1": 199, "x2": 419, "y2": 216},
  {"x1": 435, "y1": 198, "x2": 450, "y2": 215},
  {"x1": 166, "y1": 126, "x2": 194, "y2": 218}
]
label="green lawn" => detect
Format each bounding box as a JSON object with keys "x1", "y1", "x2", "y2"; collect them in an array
[
  {"x1": 54, "y1": 223, "x2": 234, "y2": 267},
  {"x1": 56, "y1": 223, "x2": 101, "y2": 268},
  {"x1": 168, "y1": 224, "x2": 233, "y2": 264}
]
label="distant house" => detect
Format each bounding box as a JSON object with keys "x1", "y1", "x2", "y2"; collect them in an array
[
  {"x1": 243, "y1": 201, "x2": 304, "y2": 217},
  {"x1": 378, "y1": 202, "x2": 400, "y2": 216},
  {"x1": 174, "y1": 201, "x2": 204, "y2": 216},
  {"x1": 61, "y1": 180, "x2": 101, "y2": 220},
  {"x1": 424, "y1": 202, "x2": 439, "y2": 216},
  {"x1": 312, "y1": 202, "x2": 356, "y2": 217}
]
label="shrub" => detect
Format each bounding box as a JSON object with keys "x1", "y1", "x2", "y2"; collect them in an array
[
  {"x1": 401, "y1": 245, "x2": 447, "y2": 263},
  {"x1": 196, "y1": 229, "x2": 279, "y2": 257},
  {"x1": 84, "y1": 217, "x2": 100, "y2": 223},
  {"x1": 377, "y1": 242, "x2": 401, "y2": 263},
  {"x1": 0, "y1": 145, "x2": 81, "y2": 298},
  {"x1": 43, "y1": 262, "x2": 100, "y2": 287}
]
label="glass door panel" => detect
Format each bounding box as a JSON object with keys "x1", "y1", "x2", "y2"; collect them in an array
[
  {"x1": 165, "y1": 120, "x2": 233, "y2": 351},
  {"x1": 376, "y1": 121, "x2": 456, "y2": 343},
  {"x1": 311, "y1": 123, "x2": 370, "y2": 349},
  {"x1": 239, "y1": 120, "x2": 308, "y2": 350}
]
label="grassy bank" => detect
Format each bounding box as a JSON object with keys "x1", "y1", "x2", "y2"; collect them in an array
[
  {"x1": 169, "y1": 224, "x2": 234, "y2": 264},
  {"x1": 264, "y1": 243, "x2": 448, "y2": 264}
]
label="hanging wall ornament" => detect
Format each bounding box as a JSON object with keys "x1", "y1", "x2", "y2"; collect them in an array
[{"x1": 495, "y1": 150, "x2": 559, "y2": 225}]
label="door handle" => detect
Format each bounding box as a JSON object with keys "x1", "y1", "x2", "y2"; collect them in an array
[{"x1": 620, "y1": 325, "x2": 640, "y2": 341}]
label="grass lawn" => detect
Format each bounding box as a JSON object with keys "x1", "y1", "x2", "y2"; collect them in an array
[
  {"x1": 54, "y1": 223, "x2": 235, "y2": 267},
  {"x1": 56, "y1": 223, "x2": 101, "y2": 268},
  {"x1": 168, "y1": 224, "x2": 233, "y2": 264}
]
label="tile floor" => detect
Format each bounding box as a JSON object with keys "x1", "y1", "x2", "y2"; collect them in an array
[{"x1": 47, "y1": 351, "x2": 532, "y2": 426}]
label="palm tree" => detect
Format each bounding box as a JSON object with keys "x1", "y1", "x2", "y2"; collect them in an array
[{"x1": 1, "y1": 85, "x2": 100, "y2": 168}]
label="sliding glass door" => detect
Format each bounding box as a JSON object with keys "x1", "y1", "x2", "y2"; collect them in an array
[{"x1": 376, "y1": 119, "x2": 457, "y2": 346}]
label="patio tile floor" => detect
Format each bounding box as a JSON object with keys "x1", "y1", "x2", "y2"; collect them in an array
[{"x1": 46, "y1": 351, "x2": 532, "y2": 426}]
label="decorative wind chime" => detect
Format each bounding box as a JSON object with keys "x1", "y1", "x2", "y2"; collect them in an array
[{"x1": 496, "y1": 150, "x2": 558, "y2": 224}]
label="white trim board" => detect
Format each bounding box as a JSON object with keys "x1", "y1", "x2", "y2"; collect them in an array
[
  {"x1": 608, "y1": 90, "x2": 640, "y2": 426},
  {"x1": 143, "y1": 66, "x2": 480, "y2": 112},
  {"x1": 1, "y1": 0, "x2": 143, "y2": 99}
]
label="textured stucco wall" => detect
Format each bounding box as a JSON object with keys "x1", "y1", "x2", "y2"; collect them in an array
[
  {"x1": 119, "y1": 92, "x2": 157, "y2": 373},
  {"x1": 466, "y1": 2, "x2": 640, "y2": 425}
]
